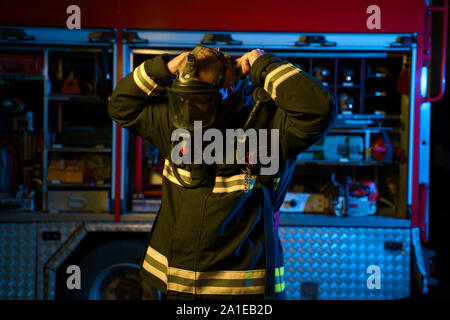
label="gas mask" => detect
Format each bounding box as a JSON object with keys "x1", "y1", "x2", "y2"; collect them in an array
[
  {"x1": 167, "y1": 46, "x2": 231, "y2": 131},
  {"x1": 166, "y1": 46, "x2": 253, "y2": 189}
]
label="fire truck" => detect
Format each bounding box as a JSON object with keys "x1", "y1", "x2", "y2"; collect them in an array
[{"x1": 0, "y1": 0, "x2": 447, "y2": 299}]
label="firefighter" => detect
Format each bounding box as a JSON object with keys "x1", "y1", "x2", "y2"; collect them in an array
[{"x1": 108, "y1": 46, "x2": 337, "y2": 300}]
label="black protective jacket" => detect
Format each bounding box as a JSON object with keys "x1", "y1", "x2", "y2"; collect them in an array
[{"x1": 108, "y1": 53, "x2": 337, "y2": 299}]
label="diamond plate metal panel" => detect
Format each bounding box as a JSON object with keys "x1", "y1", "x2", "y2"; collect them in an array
[
  {"x1": 85, "y1": 222, "x2": 152, "y2": 232},
  {"x1": 278, "y1": 227, "x2": 410, "y2": 300},
  {"x1": 37, "y1": 222, "x2": 81, "y2": 300},
  {"x1": 44, "y1": 221, "x2": 152, "y2": 299},
  {"x1": 0, "y1": 223, "x2": 37, "y2": 300},
  {"x1": 44, "y1": 224, "x2": 88, "y2": 300}
]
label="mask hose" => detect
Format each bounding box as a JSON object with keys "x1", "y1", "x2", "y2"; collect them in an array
[
  {"x1": 169, "y1": 140, "x2": 208, "y2": 189},
  {"x1": 242, "y1": 100, "x2": 261, "y2": 131}
]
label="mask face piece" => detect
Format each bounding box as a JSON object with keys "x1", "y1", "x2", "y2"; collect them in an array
[
  {"x1": 168, "y1": 46, "x2": 228, "y2": 130},
  {"x1": 168, "y1": 85, "x2": 222, "y2": 130},
  {"x1": 168, "y1": 47, "x2": 248, "y2": 130}
]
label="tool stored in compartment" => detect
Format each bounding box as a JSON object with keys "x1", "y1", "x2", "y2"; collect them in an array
[
  {"x1": 330, "y1": 173, "x2": 378, "y2": 217},
  {"x1": 280, "y1": 192, "x2": 329, "y2": 214},
  {"x1": 297, "y1": 135, "x2": 364, "y2": 162}
]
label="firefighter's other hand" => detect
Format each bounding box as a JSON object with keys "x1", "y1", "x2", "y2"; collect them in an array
[
  {"x1": 236, "y1": 49, "x2": 265, "y2": 74},
  {"x1": 167, "y1": 52, "x2": 190, "y2": 75}
]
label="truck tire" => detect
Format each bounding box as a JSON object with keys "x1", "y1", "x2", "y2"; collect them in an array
[{"x1": 61, "y1": 239, "x2": 160, "y2": 300}]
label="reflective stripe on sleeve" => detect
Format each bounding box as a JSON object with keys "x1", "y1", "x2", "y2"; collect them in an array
[
  {"x1": 133, "y1": 62, "x2": 163, "y2": 96},
  {"x1": 264, "y1": 63, "x2": 301, "y2": 99}
]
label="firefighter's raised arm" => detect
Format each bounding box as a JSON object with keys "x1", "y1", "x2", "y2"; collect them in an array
[
  {"x1": 107, "y1": 53, "x2": 188, "y2": 155},
  {"x1": 248, "y1": 52, "x2": 338, "y2": 159}
]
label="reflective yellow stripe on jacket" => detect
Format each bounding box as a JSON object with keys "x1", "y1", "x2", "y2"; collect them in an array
[
  {"x1": 163, "y1": 160, "x2": 274, "y2": 193},
  {"x1": 274, "y1": 266, "x2": 285, "y2": 293},
  {"x1": 142, "y1": 245, "x2": 285, "y2": 295},
  {"x1": 133, "y1": 62, "x2": 163, "y2": 96},
  {"x1": 162, "y1": 159, "x2": 192, "y2": 186},
  {"x1": 212, "y1": 174, "x2": 260, "y2": 193},
  {"x1": 264, "y1": 63, "x2": 301, "y2": 100}
]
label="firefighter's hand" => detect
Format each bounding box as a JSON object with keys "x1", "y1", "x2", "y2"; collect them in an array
[
  {"x1": 236, "y1": 49, "x2": 265, "y2": 75},
  {"x1": 166, "y1": 52, "x2": 190, "y2": 75}
]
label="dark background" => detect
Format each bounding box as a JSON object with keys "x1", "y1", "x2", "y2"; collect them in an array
[
  {"x1": 428, "y1": 7, "x2": 450, "y2": 299},
  {"x1": 0, "y1": 0, "x2": 448, "y2": 300}
]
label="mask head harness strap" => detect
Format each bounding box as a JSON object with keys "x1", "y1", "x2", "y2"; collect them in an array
[
  {"x1": 180, "y1": 45, "x2": 229, "y2": 89},
  {"x1": 179, "y1": 47, "x2": 199, "y2": 82}
]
